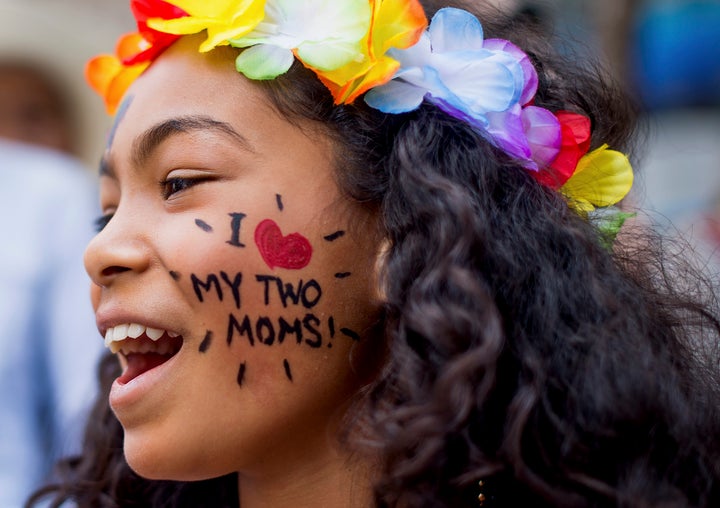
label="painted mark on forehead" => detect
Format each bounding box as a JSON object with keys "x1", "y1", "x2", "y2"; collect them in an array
[
  {"x1": 106, "y1": 95, "x2": 133, "y2": 150},
  {"x1": 195, "y1": 219, "x2": 213, "y2": 233}
]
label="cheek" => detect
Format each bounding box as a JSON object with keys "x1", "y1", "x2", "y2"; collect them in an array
[{"x1": 165, "y1": 210, "x2": 380, "y2": 377}]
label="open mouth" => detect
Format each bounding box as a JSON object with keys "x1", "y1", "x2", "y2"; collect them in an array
[{"x1": 104, "y1": 323, "x2": 183, "y2": 384}]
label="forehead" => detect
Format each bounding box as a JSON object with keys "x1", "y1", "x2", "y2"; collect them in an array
[{"x1": 113, "y1": 36, "x2": 279, "y2": 152}]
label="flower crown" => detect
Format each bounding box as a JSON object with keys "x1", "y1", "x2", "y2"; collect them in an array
[{"x1": 87, "y1": 0, "x2": 634, "y2": 238}]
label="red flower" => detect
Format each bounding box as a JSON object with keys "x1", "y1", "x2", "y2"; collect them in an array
[
  {"x1": 533, "y1": 111, "x2": 591, "y2": 189},
  {"x1": 123, "y1": 0, "x2": 188, "y2": 65}
]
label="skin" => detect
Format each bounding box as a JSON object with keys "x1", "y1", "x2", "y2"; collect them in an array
[{"x1": 84, "y1": 36, "x2": 381, "y2": 508}]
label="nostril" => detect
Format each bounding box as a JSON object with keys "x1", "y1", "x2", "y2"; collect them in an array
[{"x1": 101, "y1": 266, "x2": 132, "y2": 277}]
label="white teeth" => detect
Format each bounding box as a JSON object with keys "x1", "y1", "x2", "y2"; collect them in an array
[
  {"x1": 103, "y1": 323, "x2": 181, "y2": 351},
  {"x1": 146, "y1": 327, "x2": 163, "y2": 340},
  {"x1": 113, "y1": 324, "x2": 129, "y2": 343},
  {"x1": 128, "y1": 323, "x2": 144, "y2": 338}
]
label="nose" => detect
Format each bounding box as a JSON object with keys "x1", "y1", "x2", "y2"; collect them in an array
[{"x1": 84, "y1": 208, "x2": 151, "y2": 288}]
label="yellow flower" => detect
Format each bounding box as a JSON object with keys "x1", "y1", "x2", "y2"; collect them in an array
[
  {"x1": 561, "y1": 144, "x2": 634, "y2": 213},
  {"x1": 314, "y1": 0, "x2": 427, "y2": 104},
  {"x1": 147, "y1": 0, "x2": 267, "y2": 52}
]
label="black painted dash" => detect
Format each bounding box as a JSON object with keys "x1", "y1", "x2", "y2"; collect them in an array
[
  {"x1": 340, "y1": 328, "x2": 360, "y2": 341},
  {"x1": 199, "y1": 330, "x2": 213, "y2": 353},
  {"x1": 276, "y1": 194, "x2": 284, "y2": 211},
  {"x1": 323, "y1": 230, "x2": 345, "y2": 242},
  {"x1": 334, "y1": 272, "x2": 351, "y2": 279},
  {"x1": 283, "y1": 359, "x2": 293, "y2": 382},
  {"x1": 195, "y1": 219, "x2": 213, "y2": 232},
  {"x1": 237, "y1": 362, "x2": 246, "y2": 387},
  {"x1": 169, "y1": 270, "x2": 181, "y2": 281}
]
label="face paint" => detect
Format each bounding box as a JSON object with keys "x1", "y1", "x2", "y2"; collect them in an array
[
  {"x1": 198, "y1": 330, "x2": 213, "y2": 353},
  {"x1": 226, "y1": 212, "x2": 247, "y2": 248},
  {"x1": 254, "y1": 219, "x2": 313, "y2": 270},
  {"x1": 106, "y1": 95, "x2": 133, "y2": 150},
  {"x1": 195, "y1": 219, "x2": 213, "y2": 232}
]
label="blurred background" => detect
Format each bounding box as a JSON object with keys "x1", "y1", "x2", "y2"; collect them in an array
[{"x1": 0, "y1": 0, "x2": 134, "y2": 165}]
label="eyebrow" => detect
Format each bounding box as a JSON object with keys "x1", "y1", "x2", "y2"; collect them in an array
[
  {"x1": 132, "y1": 115, "x2": 254, "y2": 168},
  {"x1": 99, "y1": 115, "x2": 254, "y2": 177}
]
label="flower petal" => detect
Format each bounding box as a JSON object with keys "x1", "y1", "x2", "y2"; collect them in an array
[
  {"x1": 147, "y1": 0, "x2": 266, "y2": 52},
  {"x1": 484, "y1": 38, "x2": 537, "y2": 105},
  {"x1": 231, "y1": 0, "x2": 370, "y2": 71},
  {"x1": 428, "y1": 7, "x2": 484, "y2": 53},
  {"x1": 116, "y1": 33, "x2": 151, "y2": 61},
  {"x1": 486, "y1": 105, "x2": 533, "y2": 164},
  {"x1": 105, "y1": 63, "x2": 149, "y2": 115},
  {"x1": 335, "y1": 55, "x2": 401, "y2": 104},
  {"x1": 86, "y1": 55, "x2": 122, "y2": 97},
  {"x1": 432, "y1": 50, "x2": 523, "y2": 115},
  {"x1": 314, "y1": 0, "x2": 426, "y2": 103},
  {"x1": 537, "y1": 112, "x2": 592, "y2": 188},
  {"x1": 561, "y1": 144, "x2": 634, "y2": 211},
  {"x1": 364, "y1": 78, "x2": 426, "y2": 113},
  {"x1": 296, "y1": 40, "x2": 362, "y2": 71},
  {"x1": 235, "y1": 44, "x2": 294, "y2": 80},
  {"x1": 372, "y1": 0, "x2": 428, "y2": 55},
  {"x1": 522, "y1": 105, "x2": 561, "y2": 169}
]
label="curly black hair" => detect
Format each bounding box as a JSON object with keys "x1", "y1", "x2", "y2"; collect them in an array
[{"x1": 28, "y1": 2, "x2": 720, "y2": 507}]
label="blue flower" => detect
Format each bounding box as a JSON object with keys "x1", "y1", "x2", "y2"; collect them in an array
[
  {"x1": 365, "y1": 8, "x2": 525, "y2": 126},
  {"x1": 365, "y1": 7, "x2": 560, "y2": 170}
]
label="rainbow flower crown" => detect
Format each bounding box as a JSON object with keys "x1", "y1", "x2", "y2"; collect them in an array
[{"x1": 87, "y1": 0, "x2": 634, "y2": 236}]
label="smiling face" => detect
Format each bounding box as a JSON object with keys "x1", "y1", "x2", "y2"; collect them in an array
[{"x1": 84, "y1": 37, "x2": 382, "y2": 483}]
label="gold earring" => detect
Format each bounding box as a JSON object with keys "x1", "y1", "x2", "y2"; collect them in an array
[{"x1": 478, "y1": 480, "x2": 486, "y2": 506}]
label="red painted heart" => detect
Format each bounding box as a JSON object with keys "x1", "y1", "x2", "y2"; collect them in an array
[{"x1": 254, "y1": 219, "x2": 313, "y2": 270}]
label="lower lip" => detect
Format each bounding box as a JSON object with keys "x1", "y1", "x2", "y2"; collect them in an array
[{"x1": 109, "y1": 349, "x2": 182, "y2": 412}]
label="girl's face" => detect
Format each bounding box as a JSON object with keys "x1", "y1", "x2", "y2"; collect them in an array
[{"x1": 84, "y1": 37, "x2": 381, "y2": 481}]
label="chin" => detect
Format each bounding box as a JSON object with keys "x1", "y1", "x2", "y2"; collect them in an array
[{"x1": 123, "y1": 432, "x2": 226, "y2": 482}]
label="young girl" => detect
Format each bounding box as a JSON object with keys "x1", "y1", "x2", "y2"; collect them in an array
[{"x1": 31, "y1": 0, "x2": 720, "y2": 506}]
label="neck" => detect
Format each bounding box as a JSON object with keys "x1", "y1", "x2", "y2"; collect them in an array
[{"x1": 237, "y1": 441, "x2": 376, "y2": 508}]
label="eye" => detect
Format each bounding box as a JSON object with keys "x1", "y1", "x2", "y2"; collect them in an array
[
  {"x1": 160, "y1": 176, "x2": 211, "y2": 199},
  {"x1": 94, "y1": 213, "x2": 114, "y2": 232}
]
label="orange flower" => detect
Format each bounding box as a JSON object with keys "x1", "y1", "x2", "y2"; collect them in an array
[
  {"x1": 85, "y1": 34, "x2": 151, "y2": 115},
  {"x1": 85, "y1": 0, "x2": 188, "y2": 114}
]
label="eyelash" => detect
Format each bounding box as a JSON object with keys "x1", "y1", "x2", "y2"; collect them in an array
[
  {"x1": 160, "y1": 176, "x2": 209, "y2": 199},
  {"x1": 94, "y1": 214, "x2": 113, "y2": 232}
]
